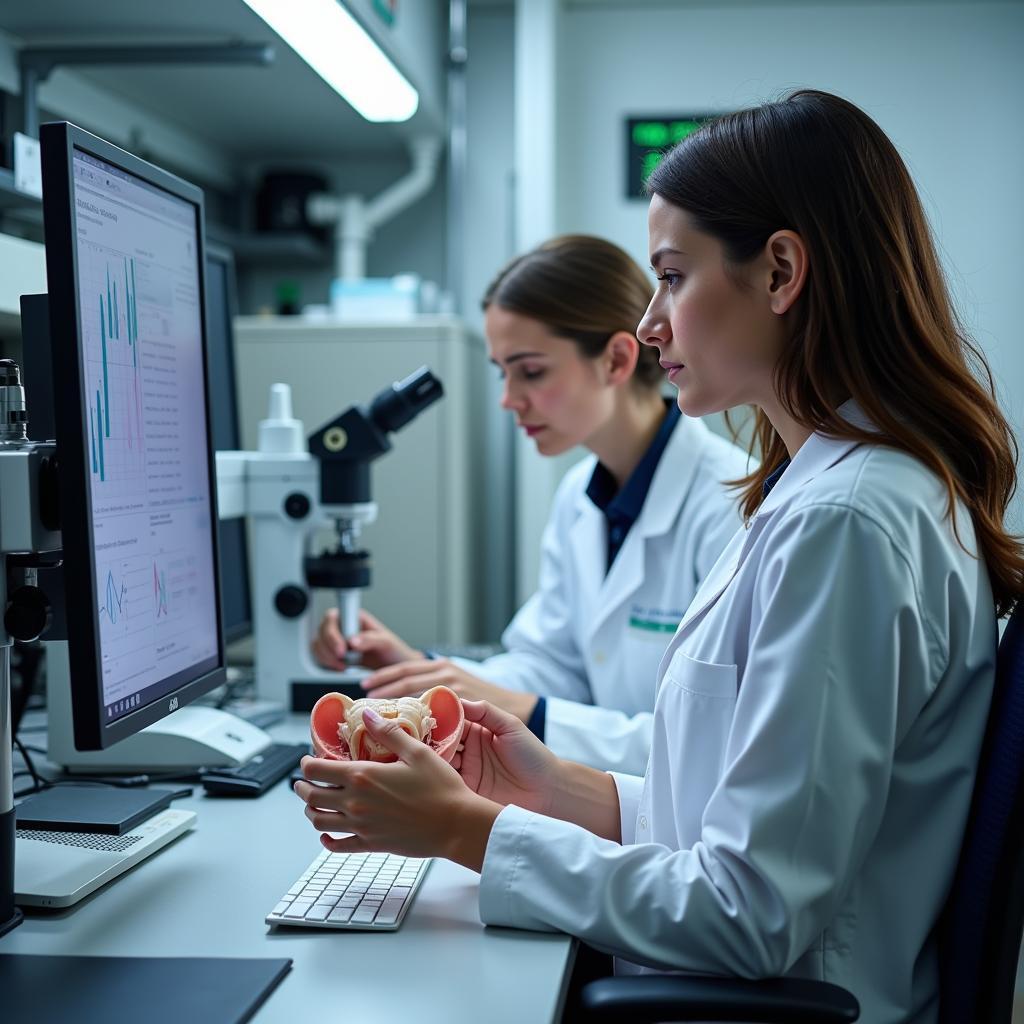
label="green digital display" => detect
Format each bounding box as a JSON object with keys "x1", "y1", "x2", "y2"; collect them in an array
[{"x1": 626, "y1": 115, "x2": 715, "y2": 199}]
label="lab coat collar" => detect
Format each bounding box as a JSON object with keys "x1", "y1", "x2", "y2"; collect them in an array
[
  {"x1": 577, "y1": 414, "x2": 717, "y2": 642},
  {"x1": 752, "y1": 400, "x2": 869, "y2": 521},
  {"x1": 607, "y1": 412, "x2": 714, "y2": 541},
  {"x1": 669, "y1": 401, "x2": 869, "y2": 641}
]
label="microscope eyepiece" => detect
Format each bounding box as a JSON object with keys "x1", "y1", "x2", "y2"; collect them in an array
[
  {"x1": 369, "y1": 367, "x2": 443, "y2": 435},
  {"x1": 311, "y1": 366, "x2": 445, "y2": 506}
]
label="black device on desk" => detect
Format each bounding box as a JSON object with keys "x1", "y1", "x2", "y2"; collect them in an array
[{"x1": 15, "y1": 786, "x2": 181, "y2": 834}]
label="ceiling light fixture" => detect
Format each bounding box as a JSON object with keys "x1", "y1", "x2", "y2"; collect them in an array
[{"x1": 240, "y1": 0, "x2": 418, "y2": 122}]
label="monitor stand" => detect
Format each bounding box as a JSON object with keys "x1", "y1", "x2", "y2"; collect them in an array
[{"x1": 45, "y1": 642, "x2": 271, "y2": 773}]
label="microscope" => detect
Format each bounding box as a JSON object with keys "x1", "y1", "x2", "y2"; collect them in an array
[
  {"x1": 1, "y1": 358, "x2": 63, "y2": 936},
  {"x1": 218, "y1": 366, "x2": 444, "y2": 712}
]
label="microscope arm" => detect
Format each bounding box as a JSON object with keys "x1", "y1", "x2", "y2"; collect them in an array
[{"x1": 215, "y1": 450, "x2": 248, "y2": 519}]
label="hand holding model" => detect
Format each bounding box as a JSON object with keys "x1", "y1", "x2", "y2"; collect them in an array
[{"x1": 294, "y1": 699, "x2": 619, "y2": 870}]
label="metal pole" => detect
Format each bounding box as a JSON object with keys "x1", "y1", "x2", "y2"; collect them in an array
[
  {"x1": 19, "y1": 65, "x2": 39, "y2": 141},
  {"x1": 446, "y1": 0, "x2": 468, "y2": 316}
]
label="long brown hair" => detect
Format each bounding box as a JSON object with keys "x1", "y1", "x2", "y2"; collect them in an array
[
  {"x1": 482, "y1": 234, "x2": 662, "y2": 390},
  {"x1": 648, "y1": 89, "x2": 1023, "y2": 616}
]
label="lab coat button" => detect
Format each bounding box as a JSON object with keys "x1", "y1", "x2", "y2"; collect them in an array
[
  {"x1": 593, "y1": 651, "x2": 606, "y2": 664},
  {"x1": 638, "y1": 815, "x2": 648, "y2": 830}
]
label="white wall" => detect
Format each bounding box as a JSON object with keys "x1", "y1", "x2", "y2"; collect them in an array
[{"x1": 554, "y1": 1, "x2": 1024, "y2": 541}]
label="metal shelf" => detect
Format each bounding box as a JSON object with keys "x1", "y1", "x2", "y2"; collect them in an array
[
  {"x1": 0, "y1": 168, "x2": 40, "y2": 213},
  {"x1": 0, "y1": 168, "x2": 330, "y2": 268},
  {"x1": 213, "y1": 229, "x2": 330, "y2": 268}
]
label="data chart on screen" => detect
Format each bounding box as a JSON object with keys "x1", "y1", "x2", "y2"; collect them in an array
[{"x1": 72, "y1": 149, "x2": 219, "y2": 713}]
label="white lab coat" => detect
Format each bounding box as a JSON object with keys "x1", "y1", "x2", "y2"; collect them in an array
[
  {"x1": 454, "y1": 413, "x2": 750, "y2": 774},
  {"x1": 477, "y1": 408, "x2": 997, "y2": 1024}
]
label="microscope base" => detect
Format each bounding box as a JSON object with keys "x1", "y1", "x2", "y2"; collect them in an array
[{"x1": 290, "y1": 669, "x2": 370, "y2": 712}]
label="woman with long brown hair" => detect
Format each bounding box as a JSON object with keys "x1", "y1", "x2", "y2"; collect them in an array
[{"x1": 295, "y1": 91, "x2": 1023, "y2": 1022}]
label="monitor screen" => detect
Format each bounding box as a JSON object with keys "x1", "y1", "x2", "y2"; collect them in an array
[
  {"x1": 204, "y1": 244, "x2": 252, "y2": 643},
  {"x1": 41, "y1": 122, "x2": 225, "y2": 750}
]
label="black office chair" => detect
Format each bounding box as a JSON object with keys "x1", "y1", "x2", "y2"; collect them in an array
[{"x1": 581, "y1": 601, "x2": 1024, "y2": 1023}]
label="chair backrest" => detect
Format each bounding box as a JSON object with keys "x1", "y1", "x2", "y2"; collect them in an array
[{"x1": 939, "y1": 601, "x2": 1024, "y2": 1023}]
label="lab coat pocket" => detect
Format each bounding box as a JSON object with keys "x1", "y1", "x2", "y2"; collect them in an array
[
  {"x1": 663, "y1": 651, "x2": 738, "y2": 701},
  {"x1": 645, "y1": 651, "x2": 739, "y2": 848}
]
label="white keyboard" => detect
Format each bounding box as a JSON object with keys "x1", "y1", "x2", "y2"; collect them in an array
[{"x1": 265, "y1": 850, "x2": 431, "y2": 931}]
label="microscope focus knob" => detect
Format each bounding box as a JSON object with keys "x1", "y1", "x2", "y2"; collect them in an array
[
  {"x1": 4, "y1": 585, "x2": 52, "y2": 642},
  {"x1": 274, "y1": 585, "x2": 309, "y2": 619},
  {"x1": 284, "y1": 492, "x2": 311, "y2": 519}
]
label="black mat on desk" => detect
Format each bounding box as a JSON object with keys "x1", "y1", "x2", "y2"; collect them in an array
[{"x1": 0, "y1": 953, "x2": 291, "y2": 1023}]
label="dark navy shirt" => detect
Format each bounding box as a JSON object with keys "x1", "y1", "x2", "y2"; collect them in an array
[
  {"x1": 527, "y1": 400, "x2": 682, "y2": 742},
  {"x1": 585, "y1": 400, "x2": 682, "y2": 574},
  {"x1": 762, "y1": 457, "x2": 792, "y2": 497}
]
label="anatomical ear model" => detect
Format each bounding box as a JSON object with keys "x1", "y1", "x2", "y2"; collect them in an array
[{"x1": 310, "y1": 686, "x2": 464, "y2": 764}]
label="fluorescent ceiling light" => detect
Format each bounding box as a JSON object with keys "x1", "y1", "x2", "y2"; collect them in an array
[{"x1": 241, "y1": 0, "x2": 419, "y2": 122}]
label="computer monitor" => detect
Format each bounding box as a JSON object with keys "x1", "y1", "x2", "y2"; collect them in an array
[
  {"x1": 40, "y1": 121, "x2": 226, "y2": 751},
  {"x1": 204, "y1": 243, "x2": 253, "y2": 644}
]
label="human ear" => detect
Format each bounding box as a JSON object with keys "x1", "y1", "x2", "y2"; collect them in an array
[
  {"x1": 765, "y1": 230, "x2": 808, "y2": 315},
  {"x1": 603, "y1": 331, "x2": 640, "y2": 385}
]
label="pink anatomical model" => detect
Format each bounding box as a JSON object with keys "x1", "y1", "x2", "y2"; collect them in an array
[{"x1": 310, "y1": 686, "x2": 464, "y2": 764}]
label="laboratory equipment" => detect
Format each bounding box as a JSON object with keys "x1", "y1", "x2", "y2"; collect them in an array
[
  {"x1": 232, "y1": 314, "x2": 498, "y2": 651},
  {"x1": 1, "y1": 357, "x2": 60, "y2": 934},
  {"x1": 216, "y1": 366, "x2": 443, "y2": 711}
]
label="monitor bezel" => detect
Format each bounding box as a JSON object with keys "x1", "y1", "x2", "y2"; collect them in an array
[
  {"x1": 40, "y1": 120, "x2": 227, "y2": 751},
  {"x1": 204, "y1": 241, "x2": 254, "y2": 644}
]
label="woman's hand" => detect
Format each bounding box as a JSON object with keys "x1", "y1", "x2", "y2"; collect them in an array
[
  {"x1": 361, "y1": 659, "x2": 540, "y2": 723},
  {"x1": 311, "y1": 608, "x2": 423, "y2": 671},
  {"x1": 294, "y1": 707, "x2": 502, "y2": 870},
  {"x1": 452, "y1": 700, "x2": 561, "y2": 817}
]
